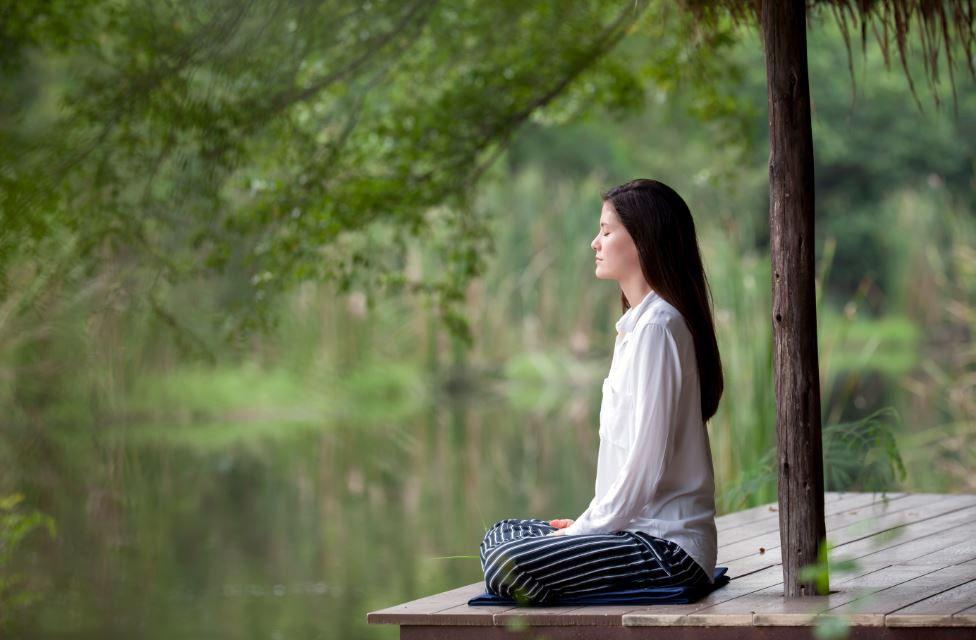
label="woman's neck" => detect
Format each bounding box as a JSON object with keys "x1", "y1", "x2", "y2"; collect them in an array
[{"x1": 621, "y1": 278, "x2": 652, "y2": 309}]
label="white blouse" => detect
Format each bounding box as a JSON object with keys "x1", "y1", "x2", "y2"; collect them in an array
[{"x1": 562, "y1": 288, "x2": 718, "y2": 582}]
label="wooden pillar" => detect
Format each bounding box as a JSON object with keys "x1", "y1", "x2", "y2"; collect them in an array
[{"x1": 760, "y1": 0, "x2": 827, "y2": 597}]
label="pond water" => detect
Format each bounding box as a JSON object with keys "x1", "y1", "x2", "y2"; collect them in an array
[
  {"x1": 8, "y1": 376, "x2": 611, "y2": 640},
  {"x1": 4, "y1": 342, "x2": 919, "y2": 639}
]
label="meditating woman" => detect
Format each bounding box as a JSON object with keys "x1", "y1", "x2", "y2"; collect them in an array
[{"x1": 479, "y1": 178, "x2": 724, "y2": 604}]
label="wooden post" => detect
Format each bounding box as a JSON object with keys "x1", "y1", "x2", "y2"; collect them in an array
[{"x1": 760, "y1": 0, "x2": 827, "y2": 597}]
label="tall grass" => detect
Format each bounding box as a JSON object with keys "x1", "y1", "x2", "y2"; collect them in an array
[
  {"x1": 887, "y1": 191, "x2": 976, "y2": 492},
  {"x1": 0, "y1": 167, "x2": 970, "y2": 514}
]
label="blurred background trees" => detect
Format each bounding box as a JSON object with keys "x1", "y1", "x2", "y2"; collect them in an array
[{"x1": 0, "y1": 1, "x2": 973, "y2": 638}]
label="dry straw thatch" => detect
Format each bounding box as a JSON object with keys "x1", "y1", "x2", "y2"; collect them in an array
[{"x1": 678, "y1": 0, "x2": 976, "y2": 113}]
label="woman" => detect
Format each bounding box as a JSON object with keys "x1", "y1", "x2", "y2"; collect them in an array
[{"x1": 479, "y1": 178, "x2": 724, "y2": 605}]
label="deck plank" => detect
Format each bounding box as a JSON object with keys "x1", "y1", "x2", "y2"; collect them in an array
[
  {"x1": 717, "y1": 492, "x2": 908, "y2": 545},
  {"x1": 626, "y1": 553, "x2": 902, "y2": 627},
  {"x1": 527, "y1": 565, "x2": 790, "y2": 627},
  {"x1": 366, "y1": 493, "x2": 976, "y2": 632},
  {"x1": 635, "y1": 504, "x2": 976, "y2": 627},
  {"x1": 623, "y1": 565, "x2": 784, "y2": 626},
  {"x1": 504, "y1": 604, "x2": 642, "y2": 627},
  {"x1": 902, "y1": 537, "x2": 976, "y2": 566},
  {"x1": 952, "y1": 598, "x2": 976, "y2": 627},
  {"x1": 823, "y1": 563, "x2": 976, "y2": 626},
  {"x1": 733, "y1": 562, "x2": 976, "y2": 626},
  {"x1": 666, "y1": 563, "x2": 920, "y2": 626},
  {"x1": 492, "y1": 604, "x2": 589, "y2": 627},
  {"x1": 715, "y1": 491, "x2": 894, "y2": 532},
  {"x1": 852, "y1": 511, "x2": 976, "y2": 566},
  {"x1": 426, "y1": 602, "x2": 517, "y2": 626},
  {"x1": 718, "y1": 494, "x2": 976, "y2": 571},
  {"x1": 723, "y1": 504, "x2": 976, "y2": 578},
  {"x1": 727, "y1": 564, "x2": 949, "y2": 626},
  {"x1": 366, "y1": 583, "x2": 486, "y2": 625},
  {"x1": 886, "y1": 575, "x2": 976, "y2": 627}
]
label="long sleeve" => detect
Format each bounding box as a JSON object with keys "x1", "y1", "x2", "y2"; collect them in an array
[{"x1": 563, "y1": 323, "x2": 684, "y2": 535}]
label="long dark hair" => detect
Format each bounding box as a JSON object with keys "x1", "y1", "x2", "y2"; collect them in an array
[{"x1": 602, "y1": 178, "x2": 724, "y2": 423}]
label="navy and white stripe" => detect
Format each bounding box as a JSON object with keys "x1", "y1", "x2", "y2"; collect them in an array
[{"x1": 480, "y1": 518, "x2": 711, "y2": 605}]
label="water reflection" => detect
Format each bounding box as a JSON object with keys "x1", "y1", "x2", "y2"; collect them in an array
[
  {"x1": 10, "y1": 372, "x2": 602, "y2": 640},
  {"x1": 4, "y1": 328, "x2": 921, "y2": 639}
]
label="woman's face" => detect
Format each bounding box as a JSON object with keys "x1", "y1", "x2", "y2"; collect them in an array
[{"x1": 592, "y1": 200, "x2": 640, "y2": 282}]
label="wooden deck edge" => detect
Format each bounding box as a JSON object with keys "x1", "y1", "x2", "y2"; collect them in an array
[
  {"x1": 886, "y1": 614, "x2": 976, "y2": 627},
  {"x1": 754, "y1": 613, "x2": 886, "y2": 627},
  {"x1": 369, "y1": 610, "x2": 976, "y2": 628},
  {"x1": 396, "y1": 624, "x2": 976, "y2": 639},
  {"x1": 366, "y1": 612, "x2": 488, "y2": 626},
  {"x1": 624, "y1": 613, "x2": 755, "y2": 627}
]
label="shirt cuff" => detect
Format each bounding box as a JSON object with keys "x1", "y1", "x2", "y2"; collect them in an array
[{"x1": 562, "y1": 513, "x2": 593, "y2": 536}]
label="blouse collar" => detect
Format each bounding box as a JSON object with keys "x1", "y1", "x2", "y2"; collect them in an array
[{"x1": 615, "y1": 288, "x2": 661, "y2": 337}]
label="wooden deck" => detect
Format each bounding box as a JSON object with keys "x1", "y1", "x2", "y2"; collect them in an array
[{"x1": 367, "y1": 492, "x2": 976, "y2": 638}]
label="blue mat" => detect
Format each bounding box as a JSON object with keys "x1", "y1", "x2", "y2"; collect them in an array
[{"x1": 467, "y1": 567, "x2": 730, "y2": 607}]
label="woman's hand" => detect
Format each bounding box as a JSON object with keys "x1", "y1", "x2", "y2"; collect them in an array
[{"x1": 547, "y1": 518, "x2": 575, "y2": 535}]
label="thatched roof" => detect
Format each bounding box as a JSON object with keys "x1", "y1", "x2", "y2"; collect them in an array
[{"x1": 678, "y1": 0, "x2": 976, "y2": 112}]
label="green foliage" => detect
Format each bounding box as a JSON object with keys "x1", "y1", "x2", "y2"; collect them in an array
[
  {"x1": 798, "y1": 539, "x2": 859, "y2": 596},
  {"x1": 126, "y1": 364, "x2": 316, "y2": 420},
  {"x1": 796, "y1": 539, "x2": 860, "y2": 640},
  {"x1": 798, "y1": 529, "x2": 906, "y2": 640},
  {"x1": 722, "y1": 407, "x2": 907, "y2": 510},
  {"x1": 0, "y1": 493, "x2": 56, "y2": 622},
  {"x1": 822, "y1": 407, "x2": 907, "y2": 491},
  {"x1": 0, "y1": 0, "x2": 767, "y2": 354},
  {"x1": 2, "y1": 0, "x2": 974, "y2": 353},
  {"x1": 3, "y1": 0, "x2": 687, "y2": 347},
  {"x1": 504, "y1": 615, "x2": 531, "y2": 631},
  {"x1": 820, "y1": 312, "x2": 920, "y2": 375},
  {"x1": 812, "y1": 614, "x2": 852, "y2": 640}
]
